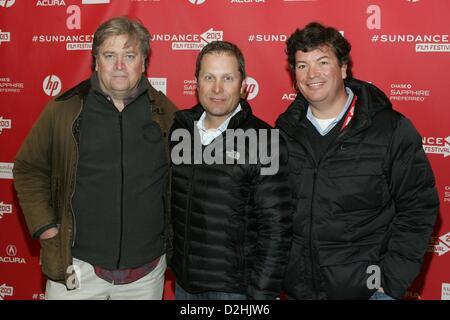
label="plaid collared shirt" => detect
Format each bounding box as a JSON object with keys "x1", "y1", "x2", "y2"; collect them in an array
[{"x1": 94, "y1": 256, "x2": 161, "y2": 285}]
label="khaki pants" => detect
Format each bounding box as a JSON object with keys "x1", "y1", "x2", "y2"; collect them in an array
[{"x1": 45, "y1": 255, "x2": 166, "y2": 300}]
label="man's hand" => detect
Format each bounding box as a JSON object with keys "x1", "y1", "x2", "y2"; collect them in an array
[{"x1": 39, "y1": 227, "x2": 59, "y2": 240}]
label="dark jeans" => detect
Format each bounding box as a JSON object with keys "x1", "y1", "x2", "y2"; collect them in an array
[{"x1": 175, "y1": 283, "x2": 247, "y2": 300}]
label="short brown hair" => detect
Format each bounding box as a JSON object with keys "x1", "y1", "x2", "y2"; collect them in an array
[
  {"x1": 195, "y1": 41, "x2": 246, "y2": 81},
  {"x1": 286, "y1": 22, "x2": 353, "y2": 78}
]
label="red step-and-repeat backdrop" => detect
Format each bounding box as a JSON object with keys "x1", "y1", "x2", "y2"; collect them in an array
[{"x1": 0, "y1": 0, "x2": 449, "y2": 300}]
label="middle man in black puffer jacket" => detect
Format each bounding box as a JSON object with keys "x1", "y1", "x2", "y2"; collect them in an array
[{"x1": 169, "y1": 41, "x2": 292, "y2": 300}]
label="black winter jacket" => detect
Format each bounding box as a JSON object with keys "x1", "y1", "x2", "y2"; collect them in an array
[
  {"x1": 169, "y1": 100, "x2": 292, "y2": 299},
  {"x1": 275, "y1": 78, "x2": 439, "y2": 300}
]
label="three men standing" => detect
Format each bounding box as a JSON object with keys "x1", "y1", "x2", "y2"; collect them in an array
[{"x1": 14, "y1": 16, "x2": 439, "y2": 301}]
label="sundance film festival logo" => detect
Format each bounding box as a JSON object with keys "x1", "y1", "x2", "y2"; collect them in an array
[
  {"x1": 416, "y1": 42, "x2": 450, "y2": 52},
  {"x1": 253, "y1": 29, "x2": 341, "y2": 43},
  {"x1": 422, "y1": 136, "x2": 450, "y2": 158},
  {"x1": 32, "y1": 4, "x2": 93, "y2": 50},
  {"x1": 0, "y1": 245, "x2": 26, "y2": 264},
  {"x1": 0, "y1": 162, "x2": 13, "y2": 179},
  {"x1": 428, "y1": 232, "x2": 450, "y2": 256},
  {"x1": 370, "y1": 33, "x2": 449, "y2": 52},
  {"x1": 0, "y1": 0, "x2": 15, "y2": 7},
  {"x1": 390, "y1": 83, "x2": 430, "y2": 102},
  {"x1": 152, "y1": 28, "x2": 224, "y2": 51},
  {"x1": 247, "y1": 33, "x2": 287, "y2": 43},
  {"x1": 43, "y1": 75, "x2": 62, "y2": 97},
  {"x1": 0, "y1": 284, "x2": 13, "y2": 300},
  {"x1": 32, "y1": 33, "x2": 93, "y2": 51},
  {"x1": 0, "y1": 201, "x2": 12, "y2": 219},
  {"x1": 0, "y1": 116, "x2": 12, "y2": 134}
]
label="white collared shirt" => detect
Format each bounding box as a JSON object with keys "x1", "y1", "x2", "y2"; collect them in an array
[
  {"x1": 306, "y1": 87, "x2": 354, "y2": 136},
  {"x1": 196, "y1": 105, "x2": 242, "y2": 145}
]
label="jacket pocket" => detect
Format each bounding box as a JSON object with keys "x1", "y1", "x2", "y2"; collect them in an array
[
  {"x1": 318, "y1": 242, "x2": 380, "y2": 299},
  {"x1": 40, "y1": 233, "x2": 65, "y2": 281},
  {"x1": 283, "y1": 238, "x2": 306, "y2": 295},
  {"x1": 142, "y1": 121, "x2": 163, "y2": 143},
  {"x1": 321, "y1": 260, "x2": 378, "y2": 299},
  {"x1": 326, "y1": 172, "x2": 389, "y2": 213}
]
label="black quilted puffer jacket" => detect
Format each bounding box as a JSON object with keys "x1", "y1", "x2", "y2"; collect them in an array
[
  {"x1": 169, "y1": 99, "x2": 293, "y2": 299},
  {"x1": 276, "y1": 78, "x2": 439, "y2": 300}
]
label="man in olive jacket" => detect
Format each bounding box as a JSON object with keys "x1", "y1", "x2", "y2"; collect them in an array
[{"x1": 13, "y1": 16, "x2": 177, "y2": 300}]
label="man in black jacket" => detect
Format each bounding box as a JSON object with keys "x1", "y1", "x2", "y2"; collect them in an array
[
  {"x1": 276, "y1": 22, "x2": 439, "y2": 300},
  {"x1": 169, "y1": 41, "x2": 292, "y2": 299}
]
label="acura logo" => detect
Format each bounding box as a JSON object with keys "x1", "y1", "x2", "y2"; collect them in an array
[{"x1": 6, "y1": 245, "x2": 17, "y2": 257}]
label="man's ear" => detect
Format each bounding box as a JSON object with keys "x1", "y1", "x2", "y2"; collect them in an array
[
  {"x1": 239, "y1": 78, "x2": 248, "y2": 99},
  {"x1": 240, "y1": 78, "x2": 247, "y2": 95},
  {"x1": 341, "y1": 63, "x2": 348, "y2": 79}
]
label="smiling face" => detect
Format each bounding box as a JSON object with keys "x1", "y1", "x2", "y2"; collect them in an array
[
  {"x1": 294, "y1": 45, "x2": 348, "y2": 116},
  {"x1": 197, "y1": 52, "x2": 245, "y2": 129},
  {"x1": 95, "y1": 34, "x2": 145, "y2": 101}
]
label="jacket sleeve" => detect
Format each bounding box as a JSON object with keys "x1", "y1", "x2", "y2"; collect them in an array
[
  {"x1": 247, "y1": 130, "x2": 293, "y2": 299},
  {"x1": 13, "y1": 101, "x2": 58, "y2": 238},
  {"x1": 381, "y1": 117, "x2": 439, "y2": 299},
  {"x1": 155, "y1": 91, "x2": 178, "y2": 266}
]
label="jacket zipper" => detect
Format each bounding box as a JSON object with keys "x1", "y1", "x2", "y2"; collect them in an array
[
  {"x1": 182, "y1": 165, "x2": 196, "y2": 280},
  {"x1": 116, "y1": 113, "x2": 124, "y2": 268},
  {"x1": 308, "y1": 142, "x2": 339, "y2": 297},
  {"x1": 307, "y1": 139, "x2": 348, "y2": 297},
  {"x1": 295, "y1": 133, "x2": 320, "y2": 297},
  {"x1": 69, "y1": 101, "x2": 84, "y2": 247},
  {"x1": 309, "y1": 168, "x2": 318, "y2": 295}
]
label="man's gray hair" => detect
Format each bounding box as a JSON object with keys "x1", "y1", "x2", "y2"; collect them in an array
[{"x1": 91, "y1": 16, "x2": 151, "y2": 72}]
